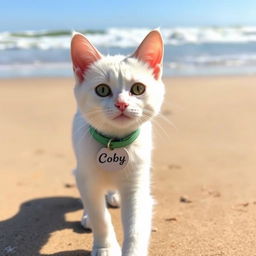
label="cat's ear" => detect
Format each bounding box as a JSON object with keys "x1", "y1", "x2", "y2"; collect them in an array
[
  {"x1": 132, "y1": 29, "x2": 164, "y2": 80},
  {"x1": 71, "y1": 32, "x2": 102, "y2": 83}
]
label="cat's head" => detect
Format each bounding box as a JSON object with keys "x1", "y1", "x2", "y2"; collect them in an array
[{"x1": 71, "y1": 30, "x2": 165, "y2": 137}]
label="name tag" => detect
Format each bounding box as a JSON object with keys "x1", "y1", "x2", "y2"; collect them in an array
[{"x1": 96, "y1": 148, "x2": 129, "y2": 171}]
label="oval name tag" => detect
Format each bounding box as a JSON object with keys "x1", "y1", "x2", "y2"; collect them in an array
[{"x1": 96, "y1": 147, "x2": 129, "y2": 171}]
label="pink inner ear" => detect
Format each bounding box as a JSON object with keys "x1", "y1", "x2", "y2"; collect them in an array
[
  {"x1": 133, "y1": 30, "x2": 163, "y2": 79},
  {"x1": 71, "y1": 33, "x2": 102, "y2": 83}
]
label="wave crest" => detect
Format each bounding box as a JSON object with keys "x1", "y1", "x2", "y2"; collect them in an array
[{"x1": 1, "y1": 26, "x2": 256, "y2": 50}]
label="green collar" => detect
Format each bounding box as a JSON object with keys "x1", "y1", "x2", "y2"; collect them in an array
[{"x1": 89, "y1": 126, "x2": 140, "y2": 149}]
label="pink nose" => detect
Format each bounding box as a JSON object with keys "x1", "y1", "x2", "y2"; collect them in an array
[{"x1": 115, "y1": 101, "x2": 129, "y2": 112}]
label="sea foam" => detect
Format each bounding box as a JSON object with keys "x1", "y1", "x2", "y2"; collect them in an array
[{"x1": 1, "y1": 26, "x2": 256, "y2": 50}]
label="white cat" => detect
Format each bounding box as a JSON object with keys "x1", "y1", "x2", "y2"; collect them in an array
[{"x1": 71, "y1": 29, "x2": 165, "y2": 256}]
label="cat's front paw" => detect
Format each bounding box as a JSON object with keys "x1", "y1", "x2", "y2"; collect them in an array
[{"x1": 91, "y1": 246, "x2": 121, "y2": 256}]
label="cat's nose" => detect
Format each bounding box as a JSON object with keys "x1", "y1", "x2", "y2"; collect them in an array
[{"x1": 115, "y1": 101, "x2": 129, "y2": 112}]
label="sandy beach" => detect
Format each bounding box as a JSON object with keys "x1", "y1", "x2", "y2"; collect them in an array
[{"x1": 1, "y1": 76, "x2": 256, "y2": 256}]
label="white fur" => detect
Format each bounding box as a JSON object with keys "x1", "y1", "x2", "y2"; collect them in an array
[{"x1": 72, "y1": 47, "x2": 165, "y2": 255}]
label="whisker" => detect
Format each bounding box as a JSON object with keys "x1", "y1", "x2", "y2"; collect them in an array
[
  {"x1": 74, "y1": 116, "x2": 105, "y2": 148},
  {"x1": 141, "y1": 114, "x2": 169, "y2": 140},
  {"x1": 73, "y1": 122, "x2": 87, "y2": 136},
  {"x1": 76, "y1": 126, "x2": 90, "y2": 148},
  {"x1": 143, "y1": 108, "x2": 177, "y2": 131},
  {"x1": 156, "y1": 113, "x2": 177, "y2": 130}
]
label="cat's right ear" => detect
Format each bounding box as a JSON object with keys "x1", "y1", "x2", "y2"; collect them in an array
[{"x1": 71, "y1": 32, "x2": 102, "y2": 83}]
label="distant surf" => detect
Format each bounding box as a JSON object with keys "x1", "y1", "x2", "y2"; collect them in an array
[{"x1": 1, "y1": 27, "x2": 256, "y2": 78}]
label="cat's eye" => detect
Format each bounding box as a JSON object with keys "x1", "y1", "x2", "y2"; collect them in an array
[
  {"x1": 95, "y1": 84, "x2": 112, "y2": 97},
  {"x1": 130, "y1": 83, "x2": 146, "y2": 95}
]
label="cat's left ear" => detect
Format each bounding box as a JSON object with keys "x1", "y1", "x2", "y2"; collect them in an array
[{"x1": 132, "y1": 29, "x2": 164, "y2": 80}]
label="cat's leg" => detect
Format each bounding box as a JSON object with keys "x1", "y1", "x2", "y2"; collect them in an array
[
  {"x1": 75, "y1": 173, "x2": 121, "y2": 256},
  {"x1": 106, "y1": 190, "x2": 120, "y2": 208},
  {"x1": 81, "y1": 190, "x2": 120, "y2": 229},
  {"x1": 119, "y1": 177, "x2": 153, "y2": 256},
  {"x1": 73, "y1": 168, "x2": 91, "y2": 230}
]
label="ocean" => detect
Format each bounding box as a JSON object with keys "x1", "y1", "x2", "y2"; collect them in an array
[{"x1": 1, "y1": 27, "x2": 256, "y2": 78}]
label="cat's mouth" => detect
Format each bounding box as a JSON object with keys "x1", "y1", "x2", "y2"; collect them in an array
[{"x1": 112, "y1": 113, "x2": 132, "y2": 121}]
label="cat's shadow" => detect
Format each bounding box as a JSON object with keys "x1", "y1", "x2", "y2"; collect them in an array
[{"x1": 0, "y1": 196, "x2": 91, "y2": 256}]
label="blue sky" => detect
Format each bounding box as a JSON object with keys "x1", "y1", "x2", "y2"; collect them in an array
[{"x1": 1, "y1": 0, "x2": 256, "y2": 31}]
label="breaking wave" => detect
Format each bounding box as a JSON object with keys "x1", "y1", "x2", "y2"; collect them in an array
[{"x1": 1, "y1": 26, "x2": 256, "y2": 50}]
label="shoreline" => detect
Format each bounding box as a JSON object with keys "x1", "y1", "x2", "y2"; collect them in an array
[{"x1": 1, "y1": 73, "x2": 256, "y2": 81}]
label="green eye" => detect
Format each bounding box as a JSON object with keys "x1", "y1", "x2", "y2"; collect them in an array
[
  {"x1": 130, "y1": 83, "x2": 146, "y2": 95},
  {"x1": 95, "y1": 84, "x2": 112, "y2": 97}
]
